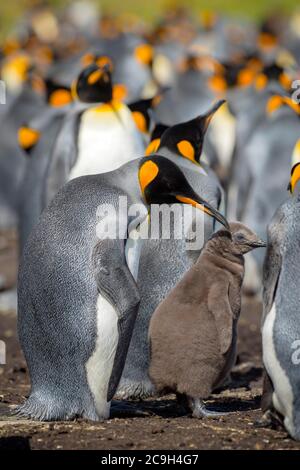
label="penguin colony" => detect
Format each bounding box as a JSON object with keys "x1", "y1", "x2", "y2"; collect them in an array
[{"x1": 1, "y1": 2, "x2": 300, "y2": 441}]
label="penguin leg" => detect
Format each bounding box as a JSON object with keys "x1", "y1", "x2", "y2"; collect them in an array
[{"x1": 188, "y1": 397, "x2": 225, "y2": 419}]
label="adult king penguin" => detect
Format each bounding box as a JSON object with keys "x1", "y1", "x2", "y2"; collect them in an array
[
  {"x1": 46, "y1": 62, "x2": 144, "y2": 202},
  {"x1": 17, "y1": 155, "x2": 228, "y2": 421},
  {"x1": 261, "y1": 163, "x2": 300, "y2": 440},
  {"x1": 118, "y1": 101, "x2": 227, "y2": 399}
]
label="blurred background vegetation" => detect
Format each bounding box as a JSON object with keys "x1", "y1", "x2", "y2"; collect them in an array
[{"x1": 1, "y1": 0, "x2": 300, "y2": 37}]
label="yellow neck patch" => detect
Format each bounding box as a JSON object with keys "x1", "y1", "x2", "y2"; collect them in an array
[
  {"x1": 132, "y1": 111, "x2": 147, "y2": 133},
  {"x1": 93, "y1": 100, "x2": 123, "y2": 113},
  {"x1": 145, "y1": 138, "x2": 161, "y2": 155},
  {"x1": 139, "y1": 160, "x2": 159, "y2": 195},
  {"x1": 290, "y1": 163, "x2": 300, "y2": 193},
  {"x1": 49, "y1": 89, "x2": 72, "y2": 107},
  {"x1": 18, "y1": 127, "x2": 40, "y2": 150},
  {"x1": 135, "y1": 44, "x2": 153, "y2": 65},
  {"x1": 177, "y1": 140, "x2": 195, "y2": 162}
]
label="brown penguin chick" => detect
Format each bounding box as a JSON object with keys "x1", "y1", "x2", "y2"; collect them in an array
[{"x1": 148, "y1": 222, "x2": 266, "y2": 418}]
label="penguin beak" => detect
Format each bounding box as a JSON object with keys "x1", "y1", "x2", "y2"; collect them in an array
[
  {"x1": 176, "y1": 192, "x2": 230, "y2": 230},
  {"x1": 202, "y1": 99, "x2": 226, "y2": 132},
  {"x1": 250, "y1": 238, "x2": 267, "y2": 248}
]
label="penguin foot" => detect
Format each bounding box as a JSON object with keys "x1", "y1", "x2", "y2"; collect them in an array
[
  {"x1": 115, "y1": 378, "x2": 156, "y2": 400},
  {"x1": 188, "y1": 397, "x2": 224, "y2": 419}
]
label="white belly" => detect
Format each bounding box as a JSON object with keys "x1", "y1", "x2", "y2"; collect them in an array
[
  {"x1": 69, "y1": 104, "x2": 144, "y2": 179},
  {"x1": 262, "y1": 303, "x2": 295, "y2": 435},
  {"x1": 85, "y1": 295, "x2": 119, "y2": 419}
]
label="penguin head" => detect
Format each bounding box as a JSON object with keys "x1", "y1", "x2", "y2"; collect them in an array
[
  {"x1": 209, "y1": 222, "x2": 266, "y2": 256},
  {"x1": 255, "y1": 63, "x2": 291, "y2": 91},
  {"x1": 157, "y1": 100, "x2": 225, "y2": 164},
  {"x1": 45, "y1": 79, "x2": 72, "y2": 107},
  {"x1": 138, "y1": 155, "x2": 229, "y2": 229},
  {"x1": 145, "y1": 122, "x2": 170, "y2": 155},
  {"x1": 288, "y1": 163, "x2": 300, "y2": 194},
  {"x1": 229, "y1": 222, "x2": 266, "y2": 254},
  {"x1": 72, "y1": 63, "x2": 113, "y2": 103}
]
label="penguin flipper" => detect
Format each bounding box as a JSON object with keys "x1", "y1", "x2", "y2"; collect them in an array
[
  {"x1": 208, "y1": 281, "x2": 233, "y2": 355},
  {"x1": 92, "y1": 239, "x2": 141, "y2": 403}
]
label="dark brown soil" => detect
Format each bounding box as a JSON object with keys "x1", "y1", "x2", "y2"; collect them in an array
[{"x1": 0, "y1": 231, "x2": 299, "y2": 450}]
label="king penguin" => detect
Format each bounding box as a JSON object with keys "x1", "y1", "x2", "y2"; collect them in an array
[
  {"x1": 118, "y1": 100, "x2": 227, "y2": 399},
  {"x1": 17, "y1": 155, "x2": 228, "y2": 421},
  {"x1": 261, "y1": 163, "x2": 300, "y2": 440},
  {"x1": 46, "y1": 62, "x2": 144, "y2": 202}
]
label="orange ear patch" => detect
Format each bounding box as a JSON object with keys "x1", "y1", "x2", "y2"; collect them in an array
[
  {"x1": 279, "y1": 72, "x2": 292, "y2": 90},
  {"x1": 132, "y1": 111, "x2": 147, "y2": 133},
  {"x1": 237, "y1": 68, "x2": 256, "y2": 87},
  {"x1": 145, "y1": 138, "x2": 160, "y2": 155},
  {"x1": 289, "y1": 163, "x2": 300, "y2": 193},
  {"x1": 18, "y1": 127, "x2": 40, "y2": 150},
  {"x1": 113, "y1": 83, "x2": 128, "y2": 101},
  {"x1": 87, "y1": 69, "x2": 103, "y2": 85},
  {"x1": 266, "y1": 95, "x2": 283, "y2": 114},
  {"x1": 49, "y1": 89, "x2": 72, "y2": 107},
  {"x1": 139, "y1": 160, "x2": 159, "y2": 194},
  {"x1": 135, "y1": 44, "x2": 153, "y2": 65},
  {"x1": 177, "y1": 140, "x2": 195, "y2": 161},
  {"x1": 255, "y1": 73, "x2": 268, "y2": 90}
]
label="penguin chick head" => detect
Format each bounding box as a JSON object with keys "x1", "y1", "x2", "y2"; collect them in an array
[
  {"x1": 72, "y1": 63, "x2": 113, "y2": 103},
  {"x1": 229, "y1": 222, "x2": 266, "y2": 254},
  {"x1": 157, "y1": 100, "x2": 225, "y2": 164},
  {"x1": 208, "y1": 222, "x2": 266, "y2": 257},
  {"x1": 138, "y1": 155, "x2": 229, "y2": 229}
]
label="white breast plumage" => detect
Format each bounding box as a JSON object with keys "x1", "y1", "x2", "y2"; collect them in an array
[{"x1": 262, "y1": 303, "x2": 295, "y2": 436}]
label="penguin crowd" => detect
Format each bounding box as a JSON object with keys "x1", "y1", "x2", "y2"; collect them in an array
[{"x1": 1, "y1": 1, "x2": 300, "y2": 442}]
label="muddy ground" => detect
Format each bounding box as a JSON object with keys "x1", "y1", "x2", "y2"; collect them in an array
[{"x1": 0, "y1": 230, "x2": 299, "y2": 450}]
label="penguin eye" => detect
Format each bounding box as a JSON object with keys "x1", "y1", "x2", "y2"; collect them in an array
[{"x1": 235, "y1": 233, "x2": 245, "y2": 243}]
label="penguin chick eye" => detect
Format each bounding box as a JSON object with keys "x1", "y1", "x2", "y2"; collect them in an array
[{"x1": 235, "y1": 233, "x2": 246, "y2": 243}]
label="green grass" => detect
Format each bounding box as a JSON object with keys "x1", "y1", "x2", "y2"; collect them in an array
[{"x1": 1, "y1": 0, "x2": 300, "y2": 38}]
